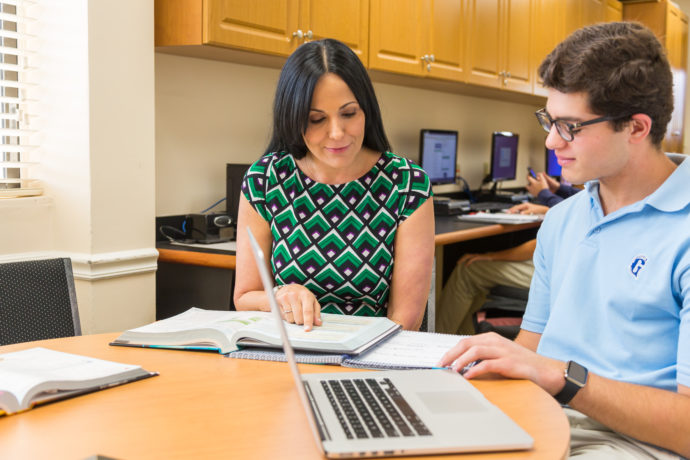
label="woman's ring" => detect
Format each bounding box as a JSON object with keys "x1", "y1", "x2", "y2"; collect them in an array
[{"x1": 283, "y1": 309, "x2": 292, "y2": 314}]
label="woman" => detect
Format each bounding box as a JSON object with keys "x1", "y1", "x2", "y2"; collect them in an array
[{"x1": 234, "y1": 39, "x2": 434, "y2": 331}]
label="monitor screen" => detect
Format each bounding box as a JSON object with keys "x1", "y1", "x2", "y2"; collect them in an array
[
  {"x1": 545, "y1": 147, "x2": 561, "y2": 178},
  {"x1": 490, "y1": 132, "x2": 518, "y2": 182},
  {"x1": 226, "y1": 163, "x2": 251, "y2": 227},
  {"x1": 419, "y1": 129, "x2": 458, "y2": 184}
]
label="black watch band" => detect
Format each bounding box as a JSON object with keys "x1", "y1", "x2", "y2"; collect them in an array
[{"x1": 554, "y1": 360, "x2": 588, "y2": 405}]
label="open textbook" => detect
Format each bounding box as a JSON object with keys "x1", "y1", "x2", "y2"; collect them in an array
[
  {"x1": 0, "y1": 347, "x2": 157, "y2": 416},
  {"x1": 227, "y1": 330, "x2": 467, "y2": 369},
  {"x1": 110, "y1": 307, "x2": 401, "y2": 355}
]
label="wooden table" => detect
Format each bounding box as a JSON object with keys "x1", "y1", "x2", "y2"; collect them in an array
[
  {"x1": 0, "y1": 334, "x2": 569, "y2": 460},
  {"x1": 155, "y1": 218, "x2": 542, "y2": 269}
]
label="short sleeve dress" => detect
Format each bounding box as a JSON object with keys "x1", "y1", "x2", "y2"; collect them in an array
[{"x1": 242, "y1": 151, "x2": 431, "y2": 316}]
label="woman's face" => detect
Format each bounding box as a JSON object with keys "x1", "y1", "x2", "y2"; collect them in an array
[{"x1": 302, "y1": 73, "x2": 367, "y2": 178}]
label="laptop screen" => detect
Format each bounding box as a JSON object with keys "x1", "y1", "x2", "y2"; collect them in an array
[{"x1": 245, "y1": 227, "x2": 326, "y2": 453}]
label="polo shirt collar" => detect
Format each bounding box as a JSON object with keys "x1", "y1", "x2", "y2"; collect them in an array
[{"x1": 585, "y1": 154, "x2": 690, "y2": 216}]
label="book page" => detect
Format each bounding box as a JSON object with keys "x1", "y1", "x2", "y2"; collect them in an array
[
  {"x1": 128, "y1": 308, "x2": 270, "y2": 337},
  {"x1": 240, "y1": 313, "x2": 398, "y2": 353},
  {"x1": 248, "y1": 313, "x2": 381, "y2": 343},
  {"x1": 0, "y1": 347, "x2": 142, "y2": 411},
  {"x1": 344, "y1": 330, "x2": 466, "y2": 369}
]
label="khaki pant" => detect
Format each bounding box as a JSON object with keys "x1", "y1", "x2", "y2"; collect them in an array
[
  {"x1": 436, "y1": 259, "x2": 534, "y2": 335},
  {"x1": 566, "y1": 408, "x2": 681, "y2": 459}
]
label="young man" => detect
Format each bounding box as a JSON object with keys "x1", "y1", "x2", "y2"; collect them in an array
[{"x1": 439, "y1": 22, "x2": 690, "y2": 458}]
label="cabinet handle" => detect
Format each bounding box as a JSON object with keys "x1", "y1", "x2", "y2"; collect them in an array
[
  {"x1": 428, "y1": 54, "x2": 435, "y2": 62},
  {"x1": 421, "y1": 54, "x2": 428, "y2": 62},
  {"x1": 305, "y1": 30, "x2": 313, "y2": 39},
  {"x1": 292, "y1": 30, "x2": 304, "y2": 40}
]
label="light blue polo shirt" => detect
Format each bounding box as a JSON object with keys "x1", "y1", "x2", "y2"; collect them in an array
[{"x1": 522, "y1": 155, "x2": 690, "y2": 391}]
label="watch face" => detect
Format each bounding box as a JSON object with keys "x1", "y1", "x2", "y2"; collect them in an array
[{"x1": 568, "y1": 361, "x2": 588, "y2": 384}]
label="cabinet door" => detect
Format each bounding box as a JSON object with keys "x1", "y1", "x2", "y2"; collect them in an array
[
  {"x1": 369, "y1": 0, "x2": 428, "y2": 76},
  {"x1": 503, "y1": 0, "x2": 532, "y2": 93},
  {"x1": 581, "y1": 0, "x2": 605, "y2": 26},
  {"x1": 563, "y1": 0, "x2": 583, "y2": 37},
  {"x1": 426, "y1": 0, "x2": 466, "y2": 81},
  {"x1": 204, "y1": 0, "x2": 300, "y2": 56},
  {"x1": 301, "y1": 0, "x2": 370, "y2": 65},
  {"x1": 605, "y1": 0, "x2": 622, "y2": 22},
  {"x1": 532, "y1": 0, "x2": 563, "y2": 96},
  {"x1": 466, "y1": 0, "x2": 502, "y2": 88}
]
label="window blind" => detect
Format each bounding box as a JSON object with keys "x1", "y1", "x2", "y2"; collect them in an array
[{"x1": 0, "y1": 0, "x2": 40, "y2": 198}]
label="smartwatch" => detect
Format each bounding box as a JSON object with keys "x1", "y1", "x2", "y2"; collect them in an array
[{"x1": 554, "y1": 360, "x2": 588, "y2": 405}]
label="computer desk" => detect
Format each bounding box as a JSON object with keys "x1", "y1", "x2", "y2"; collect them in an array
[
  {"x1": 156, "y1": 217, "x2": 542, "y2": 329},
  {"x1": 0, "y1": 333, "x2": 569, "y2": 460},
  {"x1": 156, "y1": 217, "x2": 541, "y2": 270}
]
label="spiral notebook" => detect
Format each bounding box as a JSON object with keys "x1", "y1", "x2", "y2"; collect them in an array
[{"x1": 227, "y1": 330, "x2": 468, "y2": 369}]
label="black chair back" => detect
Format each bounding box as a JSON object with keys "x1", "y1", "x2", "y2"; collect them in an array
[{"x1": 0, "y1": 258, "x2": 81, "y2": 345}]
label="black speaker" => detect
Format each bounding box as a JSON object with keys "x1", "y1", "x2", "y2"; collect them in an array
[{"x1": 226, "y1": 163, "x2": 251, "y2": 231}]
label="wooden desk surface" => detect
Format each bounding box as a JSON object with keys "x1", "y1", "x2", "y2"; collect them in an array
[
  {"x1": 156, "y1": 217, "x2": 541, "y2": 270},
  {"x1": 0, "y1": 334, "x2": 569, "y2": 460}
]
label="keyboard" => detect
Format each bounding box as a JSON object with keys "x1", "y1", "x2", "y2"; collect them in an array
[
  {"x1": 469, "y1": 201, "x2": 514, "y2": 212},
  {"x1": 320, "y1": 377, "x2": 432, "y2": 439}
]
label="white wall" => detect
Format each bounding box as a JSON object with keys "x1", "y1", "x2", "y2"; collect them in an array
[
  {"x1": 155, "y1": 53, "x2": 545, "y2": 216},
  {"x1": 0, "y1": 0, "x2": 157, "y2": 334}
]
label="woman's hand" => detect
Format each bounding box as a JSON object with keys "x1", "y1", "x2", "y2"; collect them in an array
[{"x1": 273, "y1": 283, "x2": 322, "y2": 331}]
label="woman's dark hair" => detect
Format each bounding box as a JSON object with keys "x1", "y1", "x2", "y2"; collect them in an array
[
  {"x1": 539, "y1": 21, "x2": 673, "y2": 147},
  {"x1": 265, "y1": 38, "x2": 390, "y2": 158}
]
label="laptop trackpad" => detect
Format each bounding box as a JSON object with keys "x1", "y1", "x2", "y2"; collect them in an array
[{"x1": 417, "y1": 391, "x2": 488, "y2": 414}]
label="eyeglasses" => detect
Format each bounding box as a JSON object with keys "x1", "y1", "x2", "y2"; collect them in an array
[{"x1": 535, "y1": 108, "x2": 619, "y2": 142}]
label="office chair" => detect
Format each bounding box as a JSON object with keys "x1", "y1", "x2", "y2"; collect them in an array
[
  {"x1": 0, "y1": 258, "x2": 81, "y2": 345},
  {"x1": 473, "y1": 285, "x2": 528, "y2": 340}
]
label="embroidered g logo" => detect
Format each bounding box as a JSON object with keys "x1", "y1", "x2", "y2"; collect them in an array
[{"x1": 630, "y1": 256, "x2": 647, "y2": 279}]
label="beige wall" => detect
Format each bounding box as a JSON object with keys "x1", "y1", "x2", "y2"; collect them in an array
[{"x1": 155, "y1": 53, "x2": 545, "y2": 216}]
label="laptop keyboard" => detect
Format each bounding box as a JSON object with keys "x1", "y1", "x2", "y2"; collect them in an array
[{"x1": 320, "y1": 377, "x2": 432, "y2": 439}]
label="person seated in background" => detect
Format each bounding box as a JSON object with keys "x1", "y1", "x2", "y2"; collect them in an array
[
  {"x1": 526, "y1": 171, "x2": 580, "y2": 207},
  {"x1": 436, "y1": 202, "x2": 545, "y2": 336},
  {"x1": 440, "y1": 22, "x2": 690, "y2": 457},
  {"x1": 233, "y1": 38, "x2": 434, "y2": 332},
  {"x1": 436, "y1": 173, "x2": 580, "y2": 336}
]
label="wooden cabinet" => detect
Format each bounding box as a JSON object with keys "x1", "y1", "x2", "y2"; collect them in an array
[
  {"x1": 156, "y1": 0, "x2": 369, "y2": 64},
  {"x1": 368, "y1": 0, "x2": 466, "y2": 82},
  {"x1": 465, "y1": 0, "x2": 532, "y2": 93},
  {"x1": 300, "y1": 0, "x2": 369, "y2": 63},
  {"x1": 532, "y1": 0, "x2": 621, "y2": 96},
  {"x1": 531, "y1": 0, "x2": 563, "y2": 97},
  {"x1": 605, "y1": 0, "x2": 623, "y2": 23},
  {"x1": 158, "y1": 0, "x2": 689, "y2": 109},
  {"x1": 204, "y1": 0, "x2": 300, "y2": 56},
  {"x1": 624, "y1": 0, "x2": 688, "y2": 152}
]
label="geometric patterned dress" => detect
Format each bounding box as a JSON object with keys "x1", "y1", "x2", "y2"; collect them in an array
[{"x1": 242, "y1": 151, "x2": 431, "y2": 316}]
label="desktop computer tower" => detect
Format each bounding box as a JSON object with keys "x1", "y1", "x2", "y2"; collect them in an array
[{"x1": 226, "y1": 163, "x2": 251, "y2": 238}]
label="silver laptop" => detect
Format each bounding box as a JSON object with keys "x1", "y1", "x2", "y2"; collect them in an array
[{"x1": 246, "y1": 228, "x2": 533, "y2": 458}]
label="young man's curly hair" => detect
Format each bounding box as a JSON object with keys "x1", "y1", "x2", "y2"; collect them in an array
[{"x1": 539, "y1": 21, "x2": 673, "y2": 147}]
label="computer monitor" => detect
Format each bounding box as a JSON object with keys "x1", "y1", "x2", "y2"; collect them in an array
[
  {"x1": 226, "y1": 163, "x2": 251, "y2": 229},
  {"x1": 545, "y1": 147, "x2": 561, "y2": 179},
  {"x1": 489, "y1": 132, "x2": 518, "y2": 182},
  {"x1": 419, "y1": 129, "x2": 458, "y2": 184}
]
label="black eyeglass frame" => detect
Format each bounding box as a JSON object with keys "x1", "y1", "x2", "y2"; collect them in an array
[{"x1": 535, "y1": 108, "x2": 623, "y2": 142}]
